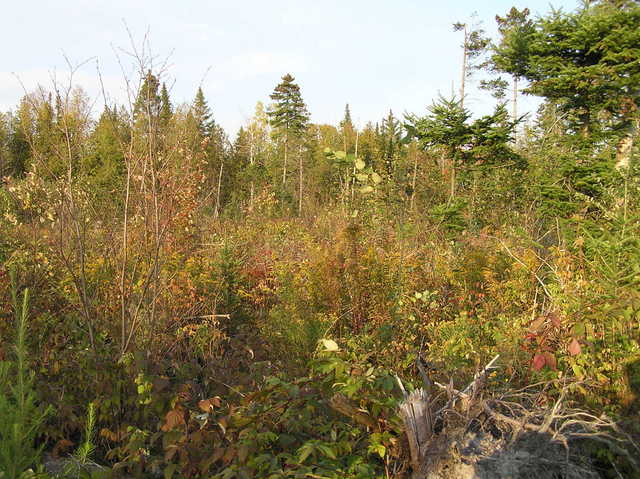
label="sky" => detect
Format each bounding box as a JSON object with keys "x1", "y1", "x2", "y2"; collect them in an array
[{"x1": 1, "y1": 0, "x2": 580, "y2": 135}]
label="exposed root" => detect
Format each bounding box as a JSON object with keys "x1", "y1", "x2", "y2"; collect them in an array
[{"x1": 399, "y1": 357, "x2": 639, "y2": 478}]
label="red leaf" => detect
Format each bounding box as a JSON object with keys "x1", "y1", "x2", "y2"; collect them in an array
[
  {"x1": 543, "y1": 352, "x2": 557, "y2": 370},
  {"x1": 548, "y1": 312, "x2": 561, "y2": 327},
  {"x1": 568, "y1": 338, "x2": 582, "y2": 356},
  {"x1": 532, "y1": 354, "x2": 546, "y2": 371}
]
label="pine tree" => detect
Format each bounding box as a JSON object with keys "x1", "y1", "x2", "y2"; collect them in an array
[
  {"x1": 267, "y1": 74, "x2": 310, "y2": 213},
  {"x1": 132, "y1": 70, "x2": 163, "y2": 157},
  {"x1": 186, "y1": 87, "x2": 228, "y2": 216}
]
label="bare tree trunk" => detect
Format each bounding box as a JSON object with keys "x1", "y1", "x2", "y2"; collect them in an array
[
  {"x1": 449, "y1": 162, "x2": 456, "y2": 202},
  {"x1": 298, "y1": 144, "x2": 303, "y2": 216},
  {"x1": 215, "y1": 154, "x2": 224, "y2": 218},
  {"x1": 410, "y1": 146, "x2": 418, "y2": 211},
  {"x1": 249, "y1": 133, "x2": 255, "y2": 211},
  {"x1": 351, "y1": 130, "x2": 360, "y2": 203},
  {"x1": 460, "y1": 25, "x2": 468, "y2": 108},
  {"x1": 282, "y1": 131, "x2": 288, "y2": 187},
  {"x1": 513, "y1": 76, "x2": 518, "y2": 143},
  {"x1": 616, "y1": 118, "x2": 637, "y2": 171}
]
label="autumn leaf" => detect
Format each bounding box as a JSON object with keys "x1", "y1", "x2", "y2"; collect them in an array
[
  {"x1": 529, "y1": 316, "x2": 546, "y2": 332},
  {"x1": 542, "y1": 352, "x2": 557, "y2": 370},
  {"x1": 532, "y1": 353, "x2": 547, "y2": 371},
  {"x1": 568, "y1": 338, "x2": 582, "y2": 356},
  {"x1": 198, "y1": 396, "x2": 222, "y2": 412},
  {"x1": 161, "y1": 407, "x2": 186, "y2": 432}
]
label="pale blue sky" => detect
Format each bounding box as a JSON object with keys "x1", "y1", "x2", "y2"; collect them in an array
[{"x1": 1, "y1": 0, "x2": 580, "y2": 134}]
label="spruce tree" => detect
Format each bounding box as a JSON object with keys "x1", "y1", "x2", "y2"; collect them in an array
[
  {"x1": 86, "y1": 106, "x2": 128, "y2": 192},
  {"x1": 267, "y1": 74, "x2": 310, "y2": 190},
  {"x1": 7, "y1": 111, "x2": 30, "y2": 178},
  {"x1": 192, "y1": 87, "x2": 213, "y2": 138},
  {"x1": 339, "y1": 103, "x2": 356, "y2": 154},
  {"x1": 380, "y1": 110, "x2": 402, "y2": 176},
  {"x1": 491, "y1": 0, "x2": 640, "y2": 164},
  {"x1": 0, "y1": 113, "x2": 10, "y2": 178},
  {"x1": 492, "y1": 7, "x2": 534, "y2": 125},
  {"x1": 133, "y1": 70, "x2": 162, "y2": 120},
  {"x1": 405, "y1": 96, "x2": 520, "y2": 199},
  {"x1": 159, "y1": 83, "x2": 173, "y2": 129}
]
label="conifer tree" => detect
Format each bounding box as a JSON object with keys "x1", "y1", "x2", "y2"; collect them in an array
[
  {"x1": 86, "y1": 106, "x2": 128, "y2": 192},
  {"x1": 133, "y1": 70, "x2": 162, "y2": 121},
  {"x1": 159, "y1": 83, "x2": 173, "y2": 129},
  {"x1": 192, "y1": 87, "x2": 213, "y2": 138},
  {"x1": 380, "y1": 110, "x2": 402, "y2": 176},
  {"x1": 405, "y1": 96, "x2": 520, "y2": 199},
  {"x1": 132, "y1": 70, "x2": 163, "y2": 156},
  {"x1": 267, "y1": 74, "x2": 310, "y2": 213},
  {"x1": 7, "y1": 109, "x2": 30, "y2": 177},
  {"x1": 492, "y1": 7, "x2": 534, "y2": 126},
  {"x1": 340, "y1": 103, "x2": 356, "y2": 154},
  {"x1": 491, "y1": 1, "x2": 640, "y2": 167}
]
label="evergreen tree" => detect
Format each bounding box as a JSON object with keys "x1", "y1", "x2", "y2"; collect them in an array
[
  {"x1": 405, "y1": 96, "x2": 520, "y2": 199},
  {"x1": 491, "y1": 0, "x2": 640, "y2": 163},
  {"x1": 192, "y1": 87, "x2": 213, "y2": 138},
  {"x1": 379, "y1": 110, "x2": 402, "y2": 176},
  {"x1": 339, "y1": 103, "x2": 356, "y2": 154},
  {"x1": 133, "y1": 70, "x2": 162, "y2": 120},
  {"x1": 7, "y1": 111, "x2": 30, "y2": 178},
  {"x1": 86, "y1": 106, "x2": 128, "y2": 192},
  {"x1": 159, "y1": 83, "x2": 173, "y2": 129},
  {"x1": 491, "y1": 7, "x2": 534, "y2": 125},
  {"x1": 0, "y1": 113, "x2": 10, "y2": 178},
  {"x1": 267, "y1": 73, "x2": 310, "y2": 191}
]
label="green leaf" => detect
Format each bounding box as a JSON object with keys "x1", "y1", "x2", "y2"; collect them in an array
[
  {"x1": 317, "y1": 443, "x2": 337, "y2": 459},
  {"x1": 297, "y1": 442, "x2": 314, "y2": 463},
  {"x1": 335, "y1": 150, "x2": 347, "y2": 159},
  {"x1": 356, "y1": 173, "x2": 369, "y2": 182},
  {"x1": 355, "y1": 158, "x2": 366, "y2": 170},
  {"x1": 359, "y1": 185, "x2": 374, "y2": 194},
  {"x1": 371, "y1": 172, "x2": 382, "y2": 184},
  {"x1": 321, "y1": 339, "x2": 340, "y2": 352}
]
